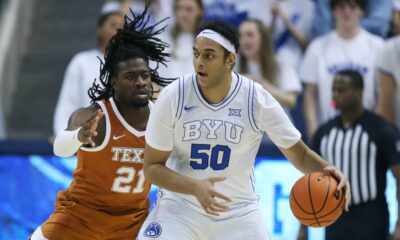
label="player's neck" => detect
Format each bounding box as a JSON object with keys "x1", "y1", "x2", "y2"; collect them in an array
[
  {"x1": 113, "y1": 98, "x2": 150, "y2": 130},
  {"x1": 199, "y1": 72, "x2": 232, "y2": 104},
  {"x1": 341, "y1": 106, "x2": 364, "y2": 128},
  {"x1": 336, "y1": 25, "x2": 360, "y2": 40}
]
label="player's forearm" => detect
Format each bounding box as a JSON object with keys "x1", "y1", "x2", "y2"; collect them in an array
[
  {"x1": 300, "y1": 148, "x2": 331, "y2": 173},
  {"x1": 144, "y1": 163, "x2": 198, "y2": 195},
  {"x1": 282, "y1": 140, "x2": 330, "y2": 174}
]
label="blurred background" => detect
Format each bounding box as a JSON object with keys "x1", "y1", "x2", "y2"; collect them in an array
[{"x1": 0, "y1": 0, "x2": 399, "y2": 239}]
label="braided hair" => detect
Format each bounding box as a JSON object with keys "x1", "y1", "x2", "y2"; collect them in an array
[{"x1": 89, "y1": 2, "x2": 172, "y2": 102}]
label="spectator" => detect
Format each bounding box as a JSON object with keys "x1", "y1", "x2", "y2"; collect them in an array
[
  {"x1": 270, "y1": 0, "x2": 315, "y2": 69},
  {"x1": 201, "y1": 0, "x2": 251, "y2": 27},
  {"x1": 313, "y1": 0, "x2": 392, "y2": 38},
  {"x1": 238, "y1": 19, "x2": 301, "y2": 111},
  {"x1": 390, "y1": 0, "x2": 400, "y2": 36},
  {"x1": 300, "y1": 70, "x2": 400, "y2": 240},
  {"x1": 376, "y1": 35, "x2": 400, "y2": 129},
  {"x1": 157, "y1": 0, "x2": 204, "y2": 79},
  {"x1": 53, "y1": 11, "x2": 124, "y2": 135},
  {"x1": 301, "y1": 0, "x2": 383, "y2": 139}
]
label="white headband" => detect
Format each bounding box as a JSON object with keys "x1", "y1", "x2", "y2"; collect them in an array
[{"x1": 196, "y1": 29, "x2": 236, "y2": 53}]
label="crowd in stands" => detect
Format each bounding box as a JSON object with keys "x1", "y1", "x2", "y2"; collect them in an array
[{"x1": 55, "y1": 0, "x2": 400, "y2": 140}]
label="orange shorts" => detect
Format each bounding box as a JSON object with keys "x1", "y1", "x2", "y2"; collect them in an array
[{"x1": 41, "y1": 193, "x2": 148, "y2": 240}]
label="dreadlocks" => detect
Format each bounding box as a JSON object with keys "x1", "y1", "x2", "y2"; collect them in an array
[{"x1": 88, "y1": 2, "x2": 172, "y2": 102}]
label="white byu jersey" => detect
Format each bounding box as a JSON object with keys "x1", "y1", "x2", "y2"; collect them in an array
[{"x1": 146, "y1": 72, "x2": 301, "y2": 213}]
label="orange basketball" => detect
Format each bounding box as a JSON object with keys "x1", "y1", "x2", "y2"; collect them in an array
[{"x1": 289, "y1": 172, "x2": 344, "y2": 227}]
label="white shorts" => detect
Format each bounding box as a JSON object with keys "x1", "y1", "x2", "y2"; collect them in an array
[
  {"x1": 137, "y1": 198, "x2": 271, "y2": 240},
  {"x1": 30, "y1": 227, "x2": 48, "y2": 240}
]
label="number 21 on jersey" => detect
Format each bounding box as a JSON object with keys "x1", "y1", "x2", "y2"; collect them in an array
[{"x1": 111, "y1": 167, "x2": 146, "y2": 194}]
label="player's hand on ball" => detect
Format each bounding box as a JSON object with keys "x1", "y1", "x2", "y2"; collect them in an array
[
  {"x1": 78, "y1": 109, "x2": 104, "y2": 147},
  {"x1": 322, "y1": 166, "x2": 351, "y2": 212},
  {"x1": 192, "y1": 176, "x2": 232, "y2": 216}
]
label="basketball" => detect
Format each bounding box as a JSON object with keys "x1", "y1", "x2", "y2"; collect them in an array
[{"x1": 289, "y1": 172, "x2": 344, "y2": 227}]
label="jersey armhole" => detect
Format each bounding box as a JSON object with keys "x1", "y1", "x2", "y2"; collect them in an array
[
  {"x1": 175, "y1": 76, "x2": 185, "y2": 121},
  {"x1": 80, "y1": 101, "x2": 111, "y2": 152},
  {"x1": 248, "y1": 81, "x2": 260, "y2": 133}
]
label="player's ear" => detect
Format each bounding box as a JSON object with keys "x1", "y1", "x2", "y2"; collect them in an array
[
  {"x1": 226, "y1": 53, "x2": 236, "y2": 70},
  {"x1": 111, "y1": 77, "x2": 117, "y2": 90}
]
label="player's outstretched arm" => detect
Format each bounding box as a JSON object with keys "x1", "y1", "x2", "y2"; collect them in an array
[
  {"x1": 144, "y1": 143, "x2": 232, "y2": 216},
  {"x1": 279, "y1": 140, "x2": 351, "y2": 211},
  {"x1": 53, "y1": 105, "x2": 104, "y2": 157}
]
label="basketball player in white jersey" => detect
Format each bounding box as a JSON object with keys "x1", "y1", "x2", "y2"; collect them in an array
[{"x1": 137, "y1": 20, "x2": 351, "y2": 240}]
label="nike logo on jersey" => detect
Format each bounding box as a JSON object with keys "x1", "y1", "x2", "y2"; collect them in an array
[
  {"x1": 113, "y1": 134, "x2": 125, "y2": 140},
  {"x1": 184, "y1": 105, "x2": 197, "y2": 111}
]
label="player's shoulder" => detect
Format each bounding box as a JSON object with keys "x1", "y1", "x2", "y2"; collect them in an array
[
  {"x1": 235, "y1": 73, "x2": 261, "y2": 97},
  {"x1": 236, "y1": 73, "x2": 255, "y2": 88}
]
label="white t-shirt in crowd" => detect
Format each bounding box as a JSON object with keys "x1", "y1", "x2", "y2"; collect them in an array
[
  {"x1": 53, "y1": 49, "x2": 104, "y2": 135},
  {"x1": 300, "y1": 29, "x2": 384, "y2": 124},
  {"x1": 157, "y1": 32, "x2": 195, "y2": 79},
  {"x1": 145, "y1": 72, "x2": 301, "y2": 213},
  {"x1": 376, "y1": 36, "x2": 400, "y2": 129}
]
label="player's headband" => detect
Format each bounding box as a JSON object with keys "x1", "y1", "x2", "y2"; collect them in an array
[{"x1": 196, "y1": 29, "x2": 236, "y2": 54}]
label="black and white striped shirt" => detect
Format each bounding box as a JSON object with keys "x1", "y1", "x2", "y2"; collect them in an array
[{"x1": 313, "y1": 111, "x2": 400, "y2": 206}]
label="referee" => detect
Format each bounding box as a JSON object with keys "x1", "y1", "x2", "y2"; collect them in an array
[{"x1": 311, "y1": 70, "x2": 400, "y2": 240}]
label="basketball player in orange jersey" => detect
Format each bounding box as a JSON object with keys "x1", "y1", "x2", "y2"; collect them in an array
[{"x1": 30, "y1": 5, "x2": 172, "y2": 240}]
